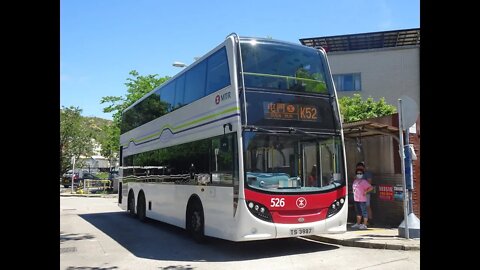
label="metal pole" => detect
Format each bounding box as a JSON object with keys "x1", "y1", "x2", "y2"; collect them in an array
[
  {"x1": 215, "y1": 149, "x2": 218, "y2": 172},
  {"x1": 71, "y1": 156, "x2": 75, "y2": 194},
  {"x1": 398, "y1": 99, "x2": 409, "y2": 239}
]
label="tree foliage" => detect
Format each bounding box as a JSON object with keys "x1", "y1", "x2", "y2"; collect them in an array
[
  {"x1": 338, "y1": 94, "x2": 396, "y2": 123},
  {"x1": 82, "y1": 116, "x2": 114, "y2": 160},
  {"x1": 100, "y1": 70, "x2": 170, "y2": 159},
  {"x1": 60, "y1": 106, "x2": 95, "y2": 175}
]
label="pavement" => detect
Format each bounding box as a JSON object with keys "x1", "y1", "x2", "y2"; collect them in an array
[
  {"x1": 306, "y1": 223, "x2": 420, "y2": 251},
  {"x1": 60, "y1": 193, "x2": 117, "y2": 198}
]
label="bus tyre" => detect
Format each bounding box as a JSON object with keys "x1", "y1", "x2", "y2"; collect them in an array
[
  {"x1": 128, "y1": 191, "x2": 135, "y2": 216},
  {"x1": 188, "y1": 204, "x2": 205, "y2": 243},
  {"x1": 137, "y1": 192, "x2": 146, "y2": 222}
]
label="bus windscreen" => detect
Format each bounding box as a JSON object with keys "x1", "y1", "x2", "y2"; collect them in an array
[{"x1": 240, "y1": 39, "x2": 330, "y2": 94}]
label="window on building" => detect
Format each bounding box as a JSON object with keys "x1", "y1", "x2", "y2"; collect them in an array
[{"x1": 333, "y1": 73, "x2": 361, "y2": 91}]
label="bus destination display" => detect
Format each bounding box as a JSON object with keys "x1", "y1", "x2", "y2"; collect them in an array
[{"x1": 264, "y1": 102, "x2": 318, "y2": 121}]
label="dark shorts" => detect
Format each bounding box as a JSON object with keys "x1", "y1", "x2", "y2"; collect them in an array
[{"x1": 354, "y1": 201, "x2": 368, "y2": 218}]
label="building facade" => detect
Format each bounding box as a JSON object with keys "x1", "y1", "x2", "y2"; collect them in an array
[
  {"x1": 300, "y1": 29, "x2": 421, "y2": 226},
  {"x1": 300, "y1": 28, "x2": 420, "y2": 106}
]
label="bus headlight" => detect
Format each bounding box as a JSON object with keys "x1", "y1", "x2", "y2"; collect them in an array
[
  {"x1": 246, "y1": 200, "x2": 273, "y2": 222},
  {"x1": 327, "y1": 197, "x2": 345, "y2": 218}
]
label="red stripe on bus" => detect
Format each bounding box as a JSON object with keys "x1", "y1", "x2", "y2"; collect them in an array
[{"x1": 244, "y1": 187, "x2": 347, "y2": 224}]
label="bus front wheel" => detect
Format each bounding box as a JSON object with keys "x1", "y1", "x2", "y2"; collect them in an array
[{"x1": 188, "y1": 204, "x2": 205, "y2": 243}]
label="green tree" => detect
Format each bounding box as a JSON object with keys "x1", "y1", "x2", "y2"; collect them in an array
[
  {"x1": 338, "y1": 94, "x2": 396, "y2": 123},
  {"x1": 97, "y1": 123, "x2": 120, "y2": 161},
  {"x1": 83, "y1": 116, "x2": 112, "y2": 142},
  {"x1": 60, "y1": 106, "x2": 94, "y2": 176},
  {"x1": 100, "y1": 70, "x2": 170, "y2": 159}
]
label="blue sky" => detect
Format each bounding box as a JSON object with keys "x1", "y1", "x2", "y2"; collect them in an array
[{"x1": 60, "y1": 0, "x2": 419, "y2": 120}]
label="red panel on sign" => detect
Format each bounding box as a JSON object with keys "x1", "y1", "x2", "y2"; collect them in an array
[{"x1": 378, "y1": 184, "x2": 394, "y2": 201}]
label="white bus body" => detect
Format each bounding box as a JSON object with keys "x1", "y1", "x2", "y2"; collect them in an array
[{"x1": 118, "y1": 34, "x2": 348, "y2": 242}]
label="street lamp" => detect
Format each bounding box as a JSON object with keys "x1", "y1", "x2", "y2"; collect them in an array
[{"x1": 172, "y1": 61, "x2": 187, "y2": 68}]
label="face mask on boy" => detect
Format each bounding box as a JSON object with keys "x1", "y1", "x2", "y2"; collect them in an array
[{"x1": 356, "y1": 174, "x2": 363, "y2": 179}]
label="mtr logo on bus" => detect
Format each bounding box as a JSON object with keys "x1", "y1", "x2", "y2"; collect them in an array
[{"x1": 215, "y1": 92, "x2": 231, "y2": 104}]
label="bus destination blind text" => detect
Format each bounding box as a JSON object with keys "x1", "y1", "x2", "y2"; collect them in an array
[{"x1": 264, "y1": 102, "x2": 318, "y2": 121}]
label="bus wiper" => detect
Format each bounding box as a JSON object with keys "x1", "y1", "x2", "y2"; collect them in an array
[
  {"x1": 243, "y1": 125, "x2": 279, "y2": 135},
  {"x1": 288, "y1": 127, "x2": 318, "y2": 137}
]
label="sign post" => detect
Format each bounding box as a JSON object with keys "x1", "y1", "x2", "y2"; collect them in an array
[
  {"x1": 397, "y1": 99, "x2": 409, "y2": 239},
  {"x1": 397, "y1": 96, "x2": 420, "y2": 239}
]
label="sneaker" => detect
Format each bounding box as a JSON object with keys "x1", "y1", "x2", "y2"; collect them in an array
[
  {"x1": 351, "y1": 223, "x2": 361, "y2": 228},
  {"x1": 359, "y1": 224, "x2": 368, "y2": 230}
]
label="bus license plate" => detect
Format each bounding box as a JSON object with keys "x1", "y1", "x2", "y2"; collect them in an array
[{"x1": 290, "y1": 227, "x2": 313, "y2": 236}]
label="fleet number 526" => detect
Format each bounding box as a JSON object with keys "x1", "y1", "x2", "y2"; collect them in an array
[{"x1": 270, "y1": 198, "x2": 285, "y2": 207}]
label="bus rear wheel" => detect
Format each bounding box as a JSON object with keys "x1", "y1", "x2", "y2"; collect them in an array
[
  {"x1": 137, "y1": 192, "x2": 146, "y2": 222},
  {"x1": 188, "y1": 204, "x2": 205, "y2": 243},
  {"x1": 128, "y1": 191, "x2": 135, "y2": 216}
]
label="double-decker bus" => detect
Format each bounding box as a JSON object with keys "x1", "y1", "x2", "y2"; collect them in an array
[{"x1": 118, "y1": 33, "x2": 348, "y2": 242}]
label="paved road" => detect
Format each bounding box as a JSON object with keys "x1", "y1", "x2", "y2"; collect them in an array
[{"x1": 60, "y1": 196, "x2": 420, "y2": 270}]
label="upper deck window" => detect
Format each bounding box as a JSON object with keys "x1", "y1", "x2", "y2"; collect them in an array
[
  {"x1": 206, "y1": 48, "x2": 230, "y2": 95},
  {"x1": 120, "y1": 47, "x2": 231, "y2": 134}
]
